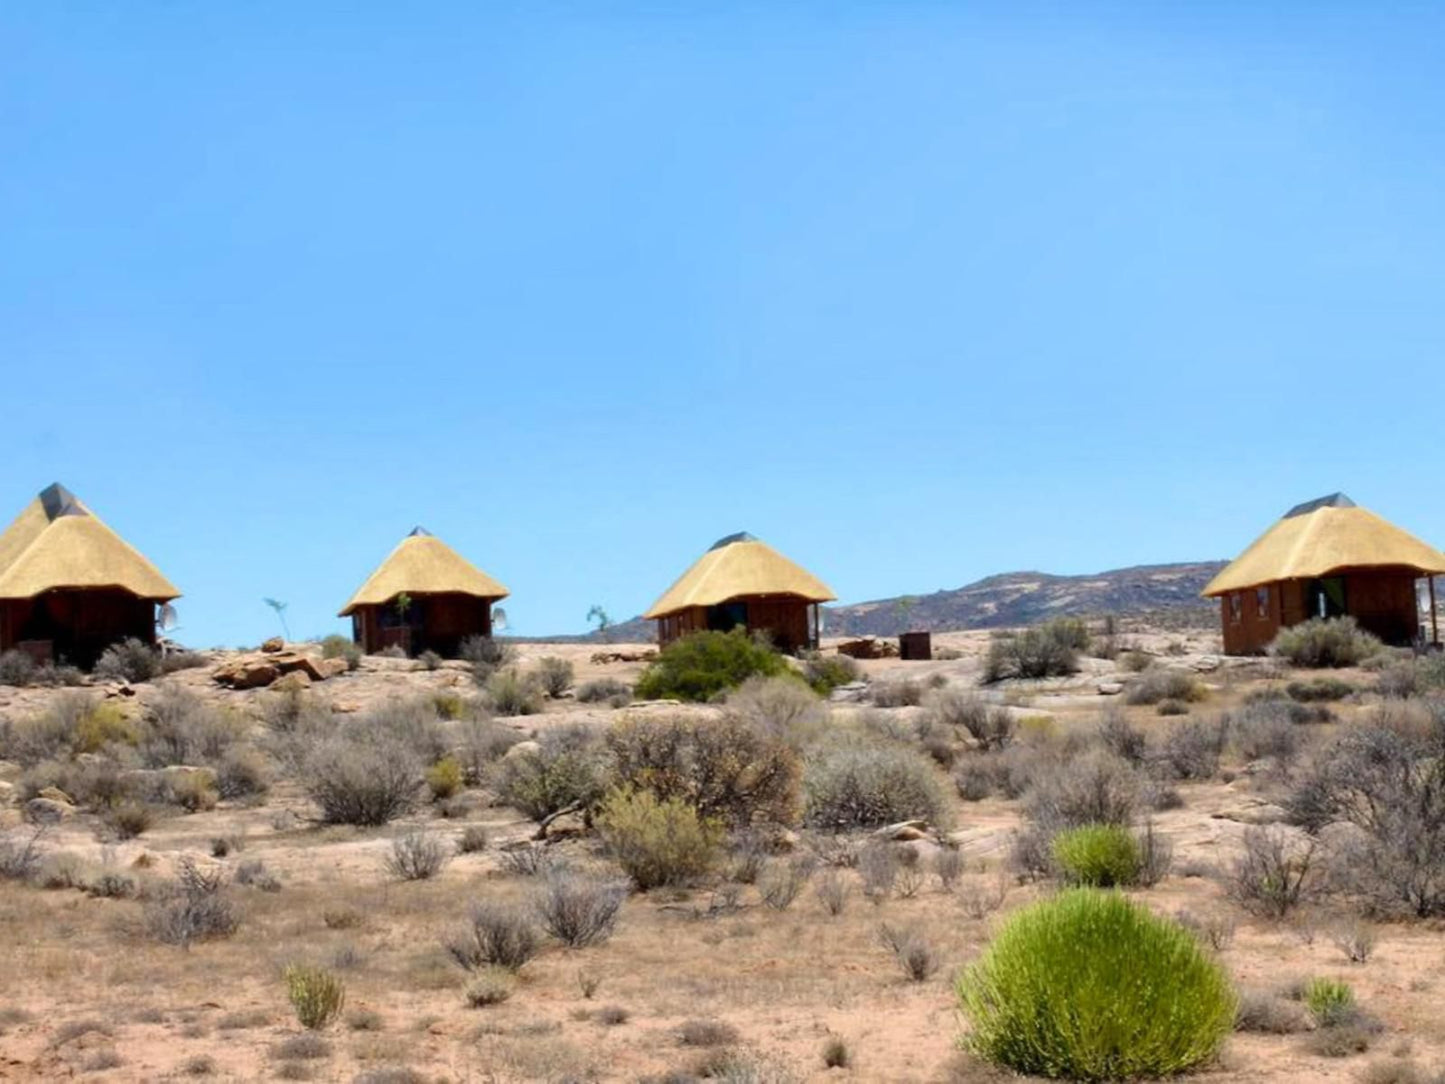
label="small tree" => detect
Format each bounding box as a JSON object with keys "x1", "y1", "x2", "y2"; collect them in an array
[
  {"x1": 587, "y1": 605, "x2": 611, "y2": 642},
  {"x1": 262, "y1": 598, "x2": 291, "y2": 641}
]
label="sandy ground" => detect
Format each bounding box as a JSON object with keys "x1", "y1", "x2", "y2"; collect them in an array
[{"x1": 2, "y1": 625, "x2": 1442, "y2": 1082}]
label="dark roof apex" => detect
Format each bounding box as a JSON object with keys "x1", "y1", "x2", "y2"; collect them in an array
[
  {"x1": 37, "y1": 483, "x2": 86, "y2": 521},
  {"x1": 408, "y1": 526, "x2": 432, "y2": 538},
  {"x1": 709, "y1": 531, "x2": 757, "y2": 551},
  {"x1": 1284, "y1": 492, "x2": 1356, "y2": 518}
]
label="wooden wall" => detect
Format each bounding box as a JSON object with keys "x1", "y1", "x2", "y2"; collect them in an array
[
  {"x1": 354, "y1": 593, "x2": 494, "y2": 657},
  {"x1": 1218, "y1": 569, "x2": 1424, "y2": 654},
  {"x1": 0, "y1": 589, "x2": 156, "y2": 668},
  {"x1": 654, "y1": 595, "x2": 817, "y2": 654}
]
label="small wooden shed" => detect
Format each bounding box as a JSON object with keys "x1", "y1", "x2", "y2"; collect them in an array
[
  {"x1": 339, "y1": 528, "x2": 510, "y2": 658},
  {"x1": 0, "y1": 483, "x2": 180, "y2": 667},
  {"x1": 1203, "y1": 493, "x2": 1445, "y2": 655},
  {"x1": 644, "y1": 532, "x2": 835, "y2": 654}
]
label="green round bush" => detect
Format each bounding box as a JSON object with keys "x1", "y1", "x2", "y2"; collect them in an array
[
  {"x1": 958, "y1": 889, "x2": 1236, "y2": 1081},
  {"x1": 634, "y1": 629, "x2": 792, "y2": 703},
  {"x1": 1051, "y1": 824, "x2": 1141, "y2": 887}
]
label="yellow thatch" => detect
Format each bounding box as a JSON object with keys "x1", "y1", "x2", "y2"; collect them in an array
[
  {"x1": 339, "y1": 528, "x2": 509, "y2": 615},
  {"x1": 0, "y1": 484, "x2": 179, "y2": 601},
  {"x1": 644, "y1": 532, "x2": 835, "y2": 619},
  {"x1": 1204, "y1": 493, "x2": 1445, "y2": 597}
]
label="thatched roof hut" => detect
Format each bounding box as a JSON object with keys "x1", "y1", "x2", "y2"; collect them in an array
[
  {"x1": 0, "y1": 483, "x2": 180, "y2": 665},
  {"x1": 340, "y1": 528, "x2": 509, "y2": 657},
  {"x1": 1203, "y1": 493, "x2": 1445, "y2": 653},
  {"x1": 644, "y1": 532, "x2": 834, "y2": 653}
]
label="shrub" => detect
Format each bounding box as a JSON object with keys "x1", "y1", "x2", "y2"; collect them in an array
[
  {"x1": 928, "y1": 689, "x2": 1014, "y2": 750},
  {"x1": 139, "y1": 684, "x2": 242, "y2": 768},
  {"x1": 877, "y1": 922, "x2": 942, "y2": 981},
  {"x1": 1023, "y1": 749, "x2": 1137, "y2": 829},
  {"x1": 857, "y1": 843, "x2": 900, "y2": 901},
  {"x1": 596, "y1": 787, "x2": 723, "y2": 890},
  {"x1": 457, "y1": 826, "x2": 488, "y2": 854},
  {"x1": 284, "y1": 965, "x2": 345, "y2": 1030},
  {"x1": 215, "y1": 747, "x2": 270, "y2": 799},
  {"x1": 416, "y1": 650, "x2": 443, "y2": 672},
  {"x1": 678, "y1": 1018, "x2": 739, "y2": 1047},
  {"x1": 1051, "y1": 824, "x2": 1141, "y2": 887},
  {"x1": 444, "y1": 902, "x2": 539, "y2": 972},
  {"x1": 94, "y1": 638, "x2": 163, "y2": 683},
  {"x1": 870, "y1": 679, "x2": 924, "y2": 708},
  {"x1": 724, "y1": 676, "x2": 828, "y2": 748},
  {"x1": 105, "y1": 802, "x2": 154, "y2": 839},
  {"x1": 303, "y1": 725, "x2": 420, "y2": 826},
  {"x1": 145, "y1": 859, "x2": 240, "y2": 947},
  {"x1": 492, "y1": 724, "x2": 606, "y2": 821},
  {"x1": 634, "y1": 629, "x2": 791, "y2": 703},
  {"x1": 484, "y1": 668, "x2": 544, "y2": 716},
  {"x1": 801, "y1": 652, "x2": 860, "y2": 695},
  {"x1": 537, "y1": 657, "x2": 575, "y2": 698},
  {"x1": 821, "y1": 1036, "x2": 850, "y2": 1069},
  {"x1": 71, "y1": 702, "x2": 138, "y2": 753},
  {"x1": 1271, "y1": 617, "x2": 1382, "y2": 669},
  {"x1": 605, "y1": 713, "x2": 802, "y2": 828},
  {"x1": 0, "y1": 649, "x2": 36, "y2": 687},
  {"x1": 954, "y1": 758, "x2": 996, "y2": 801},
  {"x1": 1128, "y1": 668, "x2": 1206, "y2": 706},
  {"x1": 957, "y1": 889, "x2": 1237, "y2": 1081},
  {"x1": 1230, "y1": 701, "x2": 1301, "y2": 766},
  {"x1": 274, "y1": 1033, "x2": 331, "y2": 1060},
  {"x1": 1233, "y1": 990, "x2": 1310, "y2": 1034},
  {"x1": 1177, "y1": 909, "x2": 1236, "y2": 952},
  {"x1": 934, "y1": 847, "x2": 965, "y2": 890},
  {"x1": 1288, "y1": 677, "x2": 1354, "y2": 703},
  {"x1": 460, "y1": 635, "x2": 516, "y2": 681},
  {"x1": 1285, "y1": 708, "x2": 1445, "y2": 916},
  {"x1": 758, "y1": 857, "x2": 814, "y2": 910},
  {"x1": 1095, "y1": 710, "x2": 1146, "y2": 764},
  {"x1": 235, "y1": 859, "x2": 282, "y2": 892},
  {"x1": 1229, "y1": 826, "x2": 1319, "y2": 918},
  {"x1": 1304, "y1": 977, "x2": 1356, "y2": 1027},
  {"x1": 1161, "y1": 718, "x2": 1228, "y2": 780},
  {"x1": 3, "y1": 690, "x2": 100, "y2": 766},
  {"x1": 803, "y1": 742, "x2": 952, "y2": 830},
  {"x1": 1331, "y1": 920, "x2": 1377, "y2": 964},
  {"x1": 320, "y1": 634, "x2": 362, "y2": 671},
  {"x1": 576, "y1": 678, "x2": 632, "y2": 706},
  {"x1": 384, "y1": 831, "x2": 449, "y2": 881},
  {"x1": 1376, "y1": 656, "x2": 1445, "y2": 699},
  {"x1": 464, "y1": 968, "x2": 516, "y2": 1007},
  {"x1": 982, "y1": 620, "x2": 1082, "y2": 683},
  {"x1": 533, "y1": 871, "x2": 626, "y2": 947},
  {"x1": 814, "y1": 868, "x2": 851, "y2": 915},
  {"x1": 425, "y1": 755, "x2": 463, "y2": 801}
]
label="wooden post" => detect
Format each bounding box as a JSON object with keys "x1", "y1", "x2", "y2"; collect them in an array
[{"x1": 1431, "y1": 576, "x2": 1439, "y2": 647}]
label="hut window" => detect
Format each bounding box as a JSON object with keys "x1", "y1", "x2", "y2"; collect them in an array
[
  {"x1": 1256, "y1": 587, "x2": 1270, "y2": 619},
  {"x1": 1229, "y1": 594, "x2": 1242, "y2": 623}
]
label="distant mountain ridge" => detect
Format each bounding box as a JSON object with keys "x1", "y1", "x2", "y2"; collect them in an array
[{"x1": 570, "y1": 560, "x2": 1227, "y2": 642}]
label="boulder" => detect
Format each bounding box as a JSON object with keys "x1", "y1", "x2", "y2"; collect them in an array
[
  {"x1": 213, "y1": 659, "x2": 281, "y2": 689},
  {"x1": 828, "y1": 681, "x2": 871, "y2": 703},
  {"x1": 0, "y1": 780, "x2": 13, "y2": 806},
  {"x1": 1210, "y1": 802, "x2": 1288, "y2": 826},
  {"x1": 271, "y1": 652, "x2": 330, "y2": 682},
  {"x1": 37, "y1": 785, "x2": 74, "y2": 806},
  {"x1": 502, "y1": 740, "x2": 541, "y2": 761},
  {"x1": 315, "y1": 658, "x2": 349, "y2": 680},
  {"x1": 25, "y1": 797, "x2": 72, "y2": 825},
  {"x1": 1096, "y1": 681, "x2": 1124, "y2": 696},
  {"x1": 271, "y1": 670, "x2": 312, "y2": 693},
  {"x1": 1193, "y1": 656, "x2": 1222, "y2": 673},
  {"x1": 261, "y1": 637, "x2": 285, "y2": 653},
  {"x1": 874, "y1": 819, "x2": 929, "y2": 842}
]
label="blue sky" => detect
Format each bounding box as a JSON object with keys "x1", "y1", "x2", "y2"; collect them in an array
[{"x1": 3, "y1": 4, "x2": 1443, "y2": 646}]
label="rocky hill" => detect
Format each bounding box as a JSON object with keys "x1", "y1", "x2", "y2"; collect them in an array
[{"x1": 575, "y1": 561, "x2": 1227, "y2": 642}]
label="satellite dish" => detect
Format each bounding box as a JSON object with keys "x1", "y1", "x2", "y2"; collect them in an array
[
  {"x1": 492, "y1": 606, "x2": 509, "y2": 633},
  {"x1": 158, "y1": 603, "x2": 179, "y2": 631}
]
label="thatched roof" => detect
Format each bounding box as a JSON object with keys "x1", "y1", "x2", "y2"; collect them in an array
[
  {"x1": 339, "y1": 528, "x2": 509, "y2": 616},
  {"x1": 0, "y1": 483, "x2": 180, "y2": 601},
  {"x1": 1203, "y1": 493, "x2": 1445, "y2": 597},
  {"x1": 644, "y1": 532, "x2": 835, "y2": 619}
]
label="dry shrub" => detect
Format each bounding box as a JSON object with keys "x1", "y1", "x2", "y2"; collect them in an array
[
  {"x1": 870, "y1": 679, "x2": 924, "y2": 708},
  {"x1": 596, "y1": 787, "x2": 722, "y2": 890},
  {"x1": 1161, "y1": 718, "x2": 1228, "y2": 780},
  {"x1": 303, "y1": 730, "x2": 420, "y2": 826},
  {"x1": 877, "y1": 922, "x2": 942, "y2": 981},
  {"x1": 801, "y1": 652, "x2": 860, "y2": 695},
  {"x1": 605, "y1": 712, "x2": 802, "y2": 828},
  {"x1": 215, "y1": 746, "x2": 270, "y2": 799},
  {"x1": 1233, "y1": 990, "x2": 1310, "y2": 1034},
  {"x1": 814, "y1": 868, "x2": 851, "y2": 915},
  {"x1": 857, "y1": 843, "x2": 900, "y2": 901},
  {"x1": 1096, "y1": 708, "x2": 1146, "y2": 764},
  {"x1": 384, "y1": 831, "x2": 449, "y2": 881},
  {"x1": 678, "y1": 1018, "x2": 740, "y2": 1047},
  {"x1": 724, "y1": 675, "x2": 829, "y2": 748},
  {"x1": 492, "y1": 723, "x2": 607, "y2": 821},
  {"x1": 145, "y1": 859, "x2": 240, "y2": 947},
  {"x1": 1126, "y1": 669, "x2": 1205, "y2": 706},
  {"x1": 139, "y1": 684, "x2": 242, "y2": 768},
  {"x1": 94, "y1": 638, "x2": 163, "y2": 683},
  {"x1": 1229, "y1": 825, "x2": 1320, "y2": 918},
  {"x1": 927, "y1": 689, "x2": 1014, "y2": 750},
  {"x1": 445, "y1": 901, "x2": 540, "y2": 972},
  {"x1": 0, "y1": 649, "x2": 36, "y2": 686},
  {"x1": 464, "y1": 968, "x2": 515, "y2": 1007},
  {"x1": 1230, "y1": 700, "x2": 1301, "y2": 766},
  {"x1": 982, "y1": 620, "x2": 1084, "y2": 683},
  {"x1": 275, "y1": 1033, "x2": 331, "y2": 1060},
  {"x1": 803, "y1": 742, "x2": 951, "y2": 830},
  {"x1": 533, "y1": 870, "x2": 626, "y2": 947},
  {"x1": 460, "y1": 635, "x2": 516, "y2": 682},
  {"x1": 934, "y1": 847, "x2": 965, "y2": 889},
  {"x1": 425, "y1": 755, "x2": 463, "y2": 801},
  {"x1": 757, "y1": 856, "x2": 815, "y2": 911},
  {"x1": 457, "y1": 826, "x2": 488, "y2": 854},
  {"x1": 536, "y1": 657, "x2": 575, "y2": 698},
  {"x1": 576, "y1": 678, "x2": 632, "y2": 707},
  {"x1": 1023, "y1": 748, "x2": 1137, "y2": 829}
]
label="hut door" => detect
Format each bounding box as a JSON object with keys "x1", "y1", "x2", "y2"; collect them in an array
[
  {"x1": 706, "y1": 601, "x2": 748, "y2": 633},
  {"x1": 1305, "y1": 577, "x2": 1347, "y2": 620}
]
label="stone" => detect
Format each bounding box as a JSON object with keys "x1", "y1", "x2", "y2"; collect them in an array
[
  {"x1": 37, "y1": 785, "x2": 74, "y2": 806},
  {"x1": 213, "y1": 659, "x2": 281, "y2": 689},
  {"x1": 874, "y1": 819, "x2": 929, "y2": 842},
  {"x1": 1193, "y1": 656, "x2": 1222, "y2": 673},
  {"x1": 271, "y1": 652, "x2": 330, "y2": 682},
  {"x1": 828, "y1": 681, "x2": 871, "y2": 703},
  {"x1": 271, "y1": 670, "x2": 312, "y2": 692},
  {"x1": 315, "y1": 658, "x2": 348, "y2": 680},
  {"x1": 0, "y1": 780, "x2": 13, "y2": 806},
  {"x1": 1096, "y1": 681, "x2": 1124, "y2": 696},
  {"x1": 1210, "y1": 802, "x2": 1288, "y2": 826},
  {"x1": 261, "y1": 637, "x2": 285, "y2": 653},
  {"x1": 25, "y1": 797, "x2": 72, "y2": 825},
  {"x1": 503, "y1": 740, "x2": 541, "y2": 761}
]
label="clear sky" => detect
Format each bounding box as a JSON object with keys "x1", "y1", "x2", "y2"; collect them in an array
[{"x1": 3, "y1": 3, "x2": 1443, "y2": 647}]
